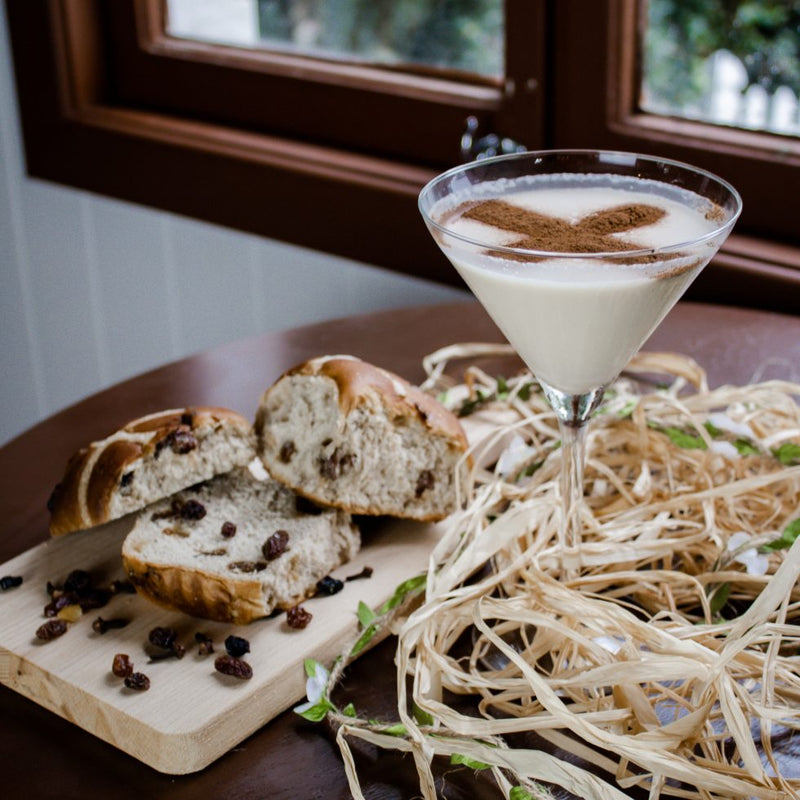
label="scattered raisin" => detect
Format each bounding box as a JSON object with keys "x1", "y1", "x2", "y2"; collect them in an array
[
  {"x1": 346, "y1": 566, "x2": 374, "y2": 582},
  {"x1": 286, "y1": 605, "x2": 312, "y2": 629},
  {"x1": 221, "y1": 521, "x2": 237, "y2": 538},
  {"x1": 120, "y1": 471, "x2": 134, "y2": 488},
  {"x1": 44, "y1": 571, "x2": 113, "y2": 615},
  {"x1": 415, "y1": 469, "x2": 435, "y2": 498},
  {"x1": 316, "y1": 576, "x2": 344, "y2": 596},
  {"x1": 57, "y1": 604, "x2": 82, "y2": 623},
  {"x1": 200, "y1": 547, "x2": 228, "y2": 556},
  {"x1": 147, "y1": 626, "x2": 185, "y2": 659},
  {"x1": 180, "y1": 409, "x2": 195, "y2": 427},
  {"x1": 0, "y1": 575, "x2": 23, "y2": 591},
  {"x1": 263, "y1": 530, "x2": 289, "y2": 561},
  {"x1": 180, "y1": 499, "x2": 206, "y2": 521},
  {"x1": 77, "y1": 588, "x2": 113, "y2": 611},
  {"x1": 64, "y1": 569, "x2": 92, "y2": 593},
  {"x1": 124, "y1": 672, "x2": 151, "y2": 691},
  {"x1": 224, "y1": 635, "x2": 250, "y2": 658},
  {"x1": 110, "y1": 579, "x2": 136, "y2": 595},
  {"x1": 214, "y1": 655, "x2": 253, "y2": 680},
  {"x1": 92, "y1": 616, "x2": 130, "y2": 634},
  {"x1": 149, "y1": 626, "x2": 178, "y2": 650},
  {"x1": 195, "y1": 632, "x2": 214, "y2": 656},
  {"x1": 36, "y1": 619, "x2": 68, "y2": 641},
  {"x1": 44, "y1": 591, "x2": 81, "y2": 617},
  {"x1": 278, "y1": 440, "x2": 296, "y2": 463},
  {"x1": 112, "y1": 653, "x2": 134, "y2": 678}
]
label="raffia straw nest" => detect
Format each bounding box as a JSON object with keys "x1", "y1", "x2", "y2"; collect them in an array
[{"x1": 329, "y1": 346, "x2": 800, "y2": 800}]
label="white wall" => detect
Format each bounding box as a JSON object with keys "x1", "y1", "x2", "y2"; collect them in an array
[{"x1": 0, "y1": 7, "x2": 466, "y2": 446}]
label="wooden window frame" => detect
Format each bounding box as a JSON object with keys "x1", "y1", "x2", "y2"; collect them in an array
[
  {"x1": 5, "y1": 0, "x2": 544, "y2": 285},
  {"x1": 548, "y1": 0, "x2": 800, "y2": 310},
  {"x1": 6, "y1": 0, "x2": 800, "y2": 311}
]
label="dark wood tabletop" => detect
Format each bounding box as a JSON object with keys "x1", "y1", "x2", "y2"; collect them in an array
[{"x1": 2, "y1": 300, "x2": 799, "y2": 800}]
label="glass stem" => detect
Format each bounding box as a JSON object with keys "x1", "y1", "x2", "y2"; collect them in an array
[
  {"x1": 539, "y1": 381, "x2": 606, "y2": 573},
  {"x1": 558, "y1": 420, "x2": 587, "y2": 553}
]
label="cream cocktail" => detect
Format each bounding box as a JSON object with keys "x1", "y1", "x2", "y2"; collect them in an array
[
  {"x1": 429, "y1": 178, "x2": 722, "y2": 396},
  {"x1": 419, "y1": 151, "x2": 742, "y2": 563}
]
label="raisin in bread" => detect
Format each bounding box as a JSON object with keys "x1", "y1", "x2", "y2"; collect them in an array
[
  {"x1": 122, "y1": 465, "x2": 360, "y2": 623},
  {"x1": 254, "y1": 356, "x2": 469, "y2": 521},
  {"x1": 48, "y1": 407, "x2": 256, "y2": 536}
]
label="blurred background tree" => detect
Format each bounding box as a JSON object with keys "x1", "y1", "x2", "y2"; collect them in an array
[
  {"x1": 644, "y1": 0, "x2": 800, "y2": 111},
  {"x1": 256, "y1": 0, "x2": 503, "y2": 76}
]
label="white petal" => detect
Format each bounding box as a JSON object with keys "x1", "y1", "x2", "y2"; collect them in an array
[
  {"x1": 496, "y1": 434, "x2": 537, "y2": 477},
  {"x1": 737, "y1": 550, "x2": 770, "y2": 576},
  {"x1": 305, "y1": 663, "x2": 330, "y2": 703},
  {"x1": 708, "y1": 412, "x2": 755, "y2": 440},
  {"x1": 727, "y1": 531, "x2": 752, "y2": 552},
  {"x1": 593, "y1": 635, "x2": 624, "y2": 654},
  {"x1": 632, "y1": 462, "x2": 651, "y2": 498},
  {"x1": 710, "y1": 441, "x2": 740, "y2": 459}
]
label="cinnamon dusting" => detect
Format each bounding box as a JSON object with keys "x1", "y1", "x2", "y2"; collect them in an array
[{"x1": 457, "y1": 199, "x2": 684, "y2": 265}]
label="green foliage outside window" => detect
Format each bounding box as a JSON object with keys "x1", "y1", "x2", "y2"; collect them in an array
[
  {"x1": 256, "y1": 0, "x2": 503, "y2": 77},
  {"x1": 644, "y1": 0, "x2": 800, "y2": 113}
]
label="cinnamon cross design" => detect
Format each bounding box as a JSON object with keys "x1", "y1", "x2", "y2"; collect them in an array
[{"x1": 462, "y1": 200, "x2": 667, "y2": 259}]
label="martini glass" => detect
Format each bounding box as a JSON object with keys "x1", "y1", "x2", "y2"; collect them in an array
[{"x1": 419, "y1": 150, "x2": 741, "y2": 573}]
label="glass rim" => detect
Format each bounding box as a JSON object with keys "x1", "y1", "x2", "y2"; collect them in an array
[{"x1": 418, "y1": 149, "x2": 743, "y2": 260}]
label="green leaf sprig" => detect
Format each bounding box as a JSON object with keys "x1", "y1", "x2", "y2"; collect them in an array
[
  {"x1": 648, "y1": 422, "x2": 707, "y2": 450},
  {"x1": 294, "y1": 658, "x2": 338, "y2": 721},
  {"x1": 458, "y1": 376, "x2": 536, "y2": 417},
  {"x1": 295, "y1": 574, "x2": 429, "y2": 724},
  {"x1": 449, "y1": 753, "x2": 492, "y2": 770},
  {"x1": 761, "y1": 518, "x2": 800, "y2": 553},
  {"x1": 774, "y1": 442, "x2": 800, "y2": 465},
  {"x1": 350, "y1": 573, "x2": 427, "y2": 656}
]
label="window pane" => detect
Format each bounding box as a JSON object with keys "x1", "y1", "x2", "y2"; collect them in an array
[
  {"x1": 641, "y1": 0, "x2": 800, "y2": 137},
  {"x1": 166, "y1": 0, "x2": 504, "y2": 78}
]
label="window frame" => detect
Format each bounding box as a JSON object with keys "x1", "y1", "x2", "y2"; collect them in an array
[
  {"x1": 550, "y1": 0, "x2": 800, "y2": 239},
  {"x1": 5, "y1": 0, "x2": 545, "y2": 285},
  {"x1": 6, "y1": 0, "x2": 800, "y2": 309},
  {"x1": 109, "y1": 0, "x2": 515, "y2": 167},
  {"x1": 547, "y1": 0, "x2": 800, "y2": 308}
]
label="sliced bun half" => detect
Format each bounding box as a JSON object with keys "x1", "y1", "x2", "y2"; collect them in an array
[
  {"x1": 122, "y1": 466, "x2": 360, "y2": 624},
  {"x1": 48, "y1": 407, "x2": 256, "y2": 536},
  {"x1": 255, "y1": 356, "x2": 469, "y2": 521}
]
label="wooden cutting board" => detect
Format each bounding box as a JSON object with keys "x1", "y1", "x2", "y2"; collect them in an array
[{"x1": 0, "y1": 514, "x2": 442, "y2": 774}]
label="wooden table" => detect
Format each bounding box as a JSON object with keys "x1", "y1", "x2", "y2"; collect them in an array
[{"x1": 2, "y1": 300, "x2": 799, "y2": 799}]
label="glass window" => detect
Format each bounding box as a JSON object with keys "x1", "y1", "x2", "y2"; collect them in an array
[
  {"x1": 166, "y1": 0, "x2": 504, "y2": 78},
  {"x1": 641, "y1": 0, "x2": 800, "y2": 137}
]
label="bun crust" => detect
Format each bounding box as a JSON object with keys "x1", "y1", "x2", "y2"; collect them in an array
[
  {"x1": 48, "y1": 407, "x2": 255, "y2": 536},
  {"x1": 288, "y1": 356, "x2": 468, "y2": 446}
]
